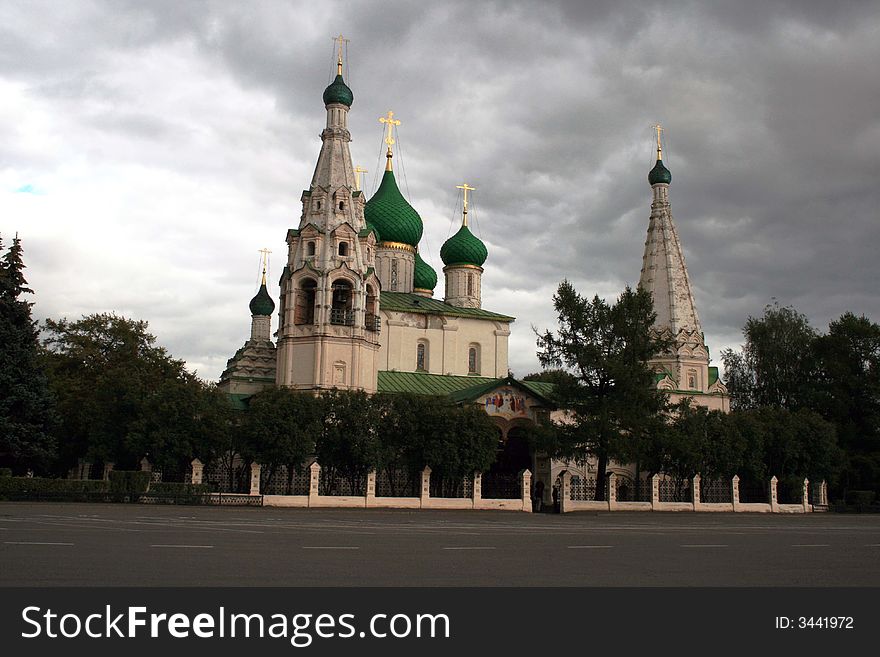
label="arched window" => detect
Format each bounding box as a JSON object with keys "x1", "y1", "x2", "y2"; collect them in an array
[
  {"x1": 338, "y1": 242, "x2": 348, "y2": 257},
  {"x1": 417, "y1": 342, "x2": 428, "y2": 371},
  {"x1": 316, "y1": 200, "x2": 322, "y2": 211},
  {"x1": 365, "y1": 285, "x2": 379, "y2": 332},
  {"x1": 468, "y1": 344, "x2": 479, "y2": 374},
  {"x1": 330, "y1": 279, "x2": 354, "y2": 325},
  {"x1": 338, "y1": 201, "x2": 345, "y2": 211},
  {"x1": 390, "y1": 259, "x2": 399, "y2": 291},
  {"x1": 295, "y1": 278, "x2": 317, "y2": 325},
  {"x1": 467, "y1": 273, "x2": 474, "y2": 297},
  {"x1": 687, "y1": 369, "x2": 698, "y2": 390},
  {"x1": 307, "y1": 242, "x2": 316, "y2": 256}
]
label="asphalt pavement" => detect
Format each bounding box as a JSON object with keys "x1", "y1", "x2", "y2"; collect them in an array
[{"x1": 2, "y1": 502, "x2": 879, "y2": 586}]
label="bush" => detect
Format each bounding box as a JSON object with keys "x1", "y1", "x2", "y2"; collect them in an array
[
  {"x1": 108, "y1": 470, "x2": 151, "y2": 495},
  {"x1": 142, "y1": 481, "x2": 213, "y2": 504},
  {"x1": 845, "y1": 490, "x2": 877, "y2": 507},
  {"x1": 0, "y1": 476, "x2": 109, "y2": 501},
  {"x1": 0, "y1": 468, "x2": 12, "y2": 478}
]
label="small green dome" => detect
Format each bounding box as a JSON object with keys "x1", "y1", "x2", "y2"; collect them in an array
[
  {"x1": 322, "y1": 74, "x2": 353, "y2": 107},
  {"x1": 440, "y1": 225, "x2": 488, "y2": 267},
  {"x1": 413, "y1": 252, "x2": 438, "y2": 291},
  {"x1": 364, "y1": 170, "x2": 423, "y2": 246},
  {"x1": 249, "y1": 283, "x2": 275, "y2": 316},
  {"x1": 648, "y1": 159, "x2": 672, "y2": 185}
]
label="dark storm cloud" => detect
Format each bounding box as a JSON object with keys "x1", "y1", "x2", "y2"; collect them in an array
[{"x1": 1, "y1": 0, "x2": 878, "y2": 379}]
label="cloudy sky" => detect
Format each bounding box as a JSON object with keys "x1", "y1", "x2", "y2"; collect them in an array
[{"x1": 2, "y1": 0, "x2": 878, "y2": 381}]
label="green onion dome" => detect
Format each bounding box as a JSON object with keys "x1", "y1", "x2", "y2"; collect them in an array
[
  {"x1": 249, "y1": 282, "x2": 276, "y2": 316},
  {"x1": 648, "y1": 159, "x2": 672, "y2": 185},
  {"x1": 440, "y1": 225, "x2": 488, "y2": 267},
  {"x1": 322, "y1": 74, "x2": 353, "y2": 107},
  {"x1": 364, "y1": 170, "x2": 424, "y2": 246},
  {"x1": 413, "y1": 252, "x2": 438, "y2": 291}
]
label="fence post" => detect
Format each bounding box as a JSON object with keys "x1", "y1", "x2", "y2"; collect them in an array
[
  {"x1": 692, "y1": 474, "x2": 701, "y2": 511},
  {"x1": 366, "y1": 469, "x2": 376, "y2": 507},
  {"x1": 102, "y1": 462, "x2": 115, "y2": 481},
  {"x1": 732, "y1": 475, "x2": 740, "y2": 512},
  {"x1": 770, "y1": 476, "x2": 779, "y2": 512},
  {"x1": 472, "y1": 472, "x2": 482, "y2": 509},
  {"x1": 520, "y1": 469, "x2": 532, "y2": 513},
  {"x1": 249, "y1": 463, "x2": 261, "y2": 496},
  {"x1": 651, "y1": 474, "x2": 660, "y2": 511},
  {"x1": 308, "y1": 462, "x2": 321, "y2": 506},
  {"x1": 802, "y1": 478, "x2": 810, "y2": 513},
  {"x1": 139, "y1": 457, "x2": 151, "y2": 474},
  {"x1": 821, "y1": 480, "x2": 828, "y2": 506},
  {"x1": 559, "y1": 470, "x2": 571, "y2": 513},
  {"x1": 190, "y1": 459, "x2": 204, "y2": 486},
  {"x1": 607, "y1": 472, "x2": 617, "y2": 511},
  {"x1": 420, "y1": 466, "x2": 431, "y2": 509}
]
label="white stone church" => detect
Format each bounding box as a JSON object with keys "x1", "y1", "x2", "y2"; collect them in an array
[{"x1": 218, "y1": 47, "x2": 729, "y2": 492}]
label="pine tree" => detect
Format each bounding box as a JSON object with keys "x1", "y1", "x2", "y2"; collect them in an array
[{"x1": 0, "y1": 234, "x2": 57, "y2": 472}]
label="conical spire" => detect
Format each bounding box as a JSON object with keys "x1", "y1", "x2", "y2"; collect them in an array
[{"x1": 639, "y1": 133, "x2": 701, "y2": 336}]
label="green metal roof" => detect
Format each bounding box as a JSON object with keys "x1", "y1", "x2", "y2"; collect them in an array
[
  {"x1": 413, "y1": 252, "x2": 438, "y2": 291},
  {"x1": 364, "y1": 170, "x2": 423, "y2": 246},
  {"x1": 708, "y1": 366, "x2": 719, "y2": 386},
  {"x1": 322, "y1": 74, "x2": 353, "y2": 107},
  {"x1": 377, "y1": 371, "x2": 496, "y2": 395},
  {"x1": 380, "y1": 291, "x2": 514, "y2": 322},
  {"x1": 440, "y1": 224, "x2": 487, "y2": 267},
  {"x1": 448, "y1": 375, "x2": 557, "y2": 407},
  {"x1": 249, "y1": 282, "x2": 276, "y2": 316},
  {"x1": 227, "y1": 393, "x2": 252, "y2": 411},
  {"x1": 648, "y1": 158, "x2": 672, "y2": 185}
]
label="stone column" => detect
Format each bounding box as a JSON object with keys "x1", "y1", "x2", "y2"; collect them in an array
[
  {"x1": 249, "y1": 463, "x2": 262, "y2": 496},
  {"x1": 366, "y1": 469, "x2": 376, "y2": 506},
  {"x1": 190, "y1": 459, "x2": 204, "y2": 486},
  {"x1": 770, "y1": 476, "x2": 779, "y2": 512},
  {"x1": 821, "y1": 480, "x2": 829, "y2": 506},
  {"x1": 651, "y1": 474, "x2": 660, "y2": 511},
  {"x1": 102, "y1": 462, "x2": 115, "y2": 481},
  {"x1": 472, "y1": 472, "x2": 482, "y2": 507},
  {"x1": 520, "y1": 469, "x2": 532, "y2": 513},
  {"x1": 420, "y1": 466, "x2": 431, "y2": 508},
  {"x1": 692, "y1": 474, "x2": 701, "y2": 511},
  {"x1": 803, "y1": 478, "x2": 811, "y2": 513},
  {"x1": 79, "y1": 459, "x2": 92, "y2": 480},
  {"x1": 139, "y1": 457, "x2": 152, "y2": 474},
  {"x1": 732, "y1": 475, "x2": 740, "y2": 512},
  {"x1": 607, "y1": 472, "x2": 617, "y2": 511},
  {"x1": 308, "y1": 462, "x2": 321, "y2": 506},
  {"x1": 559, "y1": 470, "x2": 572, "y2": 513}
]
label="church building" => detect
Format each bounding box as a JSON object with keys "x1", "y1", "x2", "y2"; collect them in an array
[{"x1": 218, "y1": 44, "x2": 728, "y2": 491}]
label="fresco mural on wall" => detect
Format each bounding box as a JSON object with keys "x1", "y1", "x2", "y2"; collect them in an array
[{"x1": 481, "y1": 387, "x2": 533, "y2": 420}]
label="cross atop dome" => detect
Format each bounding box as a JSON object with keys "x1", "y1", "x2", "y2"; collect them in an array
[{"x1": 379, "y1": 110, "x2": 401, "y2": 170}]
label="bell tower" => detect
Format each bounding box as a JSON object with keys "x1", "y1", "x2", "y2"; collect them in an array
[{"x1": 275, "y1": 37, "x2": 381, "y2": 392}]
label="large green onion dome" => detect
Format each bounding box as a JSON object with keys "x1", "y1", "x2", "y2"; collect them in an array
[
  {"x1": 322, "y1": 74, "x2": 353, "y2": 107},
  {"x1": 648, "y1": 159, "x2": 672, "y2": 185},
  {"x1": 440, "y1": 225, "x2": 488, "y2": 267},
  {"x1": 364, "y1": 170, "x2": 424, "y2": 246},
  {"x1": 413, "y1": 252, "x2": 438, "y2": 291},
  {"x1": 249, "y1": 282, "x2": 276, "y2": 316}
]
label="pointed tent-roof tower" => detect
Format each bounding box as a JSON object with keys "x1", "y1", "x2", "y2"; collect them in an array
[{"x1": 638, "y1": 126, "x2": 728, "y2": 410}]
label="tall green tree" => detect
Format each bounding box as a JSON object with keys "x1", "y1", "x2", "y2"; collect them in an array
[
  {"x1": 41, "y1": 313, "x2": 201, "y2": 470},
  {"x1": 316, "y1": 389, "x2": 381, "y2": 495},
  {"x1": 722, "y1": 302, "x2": 818, "y2": 410},
  {"x1": 0, "y1": 235, "x2": 57, "y2": 473},
  {"x1": 536, "y1": 282, "x2": 670, "y2": 500}
]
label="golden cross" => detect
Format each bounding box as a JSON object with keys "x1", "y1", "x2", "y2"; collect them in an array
[
  {"x1": 333, "y1": 34, "x2": 349, "y2": 75},
  {"x1": 258, "y1": 248, "x2": 272, "y2": 283},
  {"x1": 652, "y1": 123, "x2": 664, "y2": 158},
  {"x1": 456, "y1": 183, "x2": 476, "y2": 226},
  {"x1": 353, "y1": 166, "x2": 368, "y2": 191},
  {"x1": 379, "y1": 110, "x2": 400, "y2": 148}
]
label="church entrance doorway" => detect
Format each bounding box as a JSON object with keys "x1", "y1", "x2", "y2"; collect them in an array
[{"x1": 482, "y1": 425, "x2": 532, "y2": 499}]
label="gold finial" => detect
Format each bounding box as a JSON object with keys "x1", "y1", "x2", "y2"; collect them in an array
[
  {"x1": 456, "y1": 183, "x2": 476, "y2": 227},
  {"x1": 333, "y1": 34, "x2": 349, "y2": 76},
  {"x1": 379, "y1": 110, "x2": 401, "y2": 171},
  {"x1": 258, "y1": 248, "x2": 272, "y2": 285},
  {"x1": 652, "y1": 123, "x2": 664, "y2": 160},
  {"x1": 353, "y1": 166, "x2": 367, "y2": 191}
]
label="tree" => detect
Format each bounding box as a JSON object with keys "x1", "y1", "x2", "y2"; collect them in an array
[
  {"x1": 41, "y1": 313, "x2": 200, "y2": 471},
  {"x1": 722, "y1": 302, "x2": 818, "y2": 410},
  {"x1": 240, "y1": 387, "x2": 321, "y2": 493},
  {"x1": 813, "y1": 312, "x2": 880, "y2": 493},
  {"x1": 0, "y1": 235, "x2": 57, "y2": 473},
  {"x1": 316, "y1": 390, "x2": 381, "y2": 495},
  {"x1": 536, "y1": 281, "x2": 670, "y2": 500}
]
